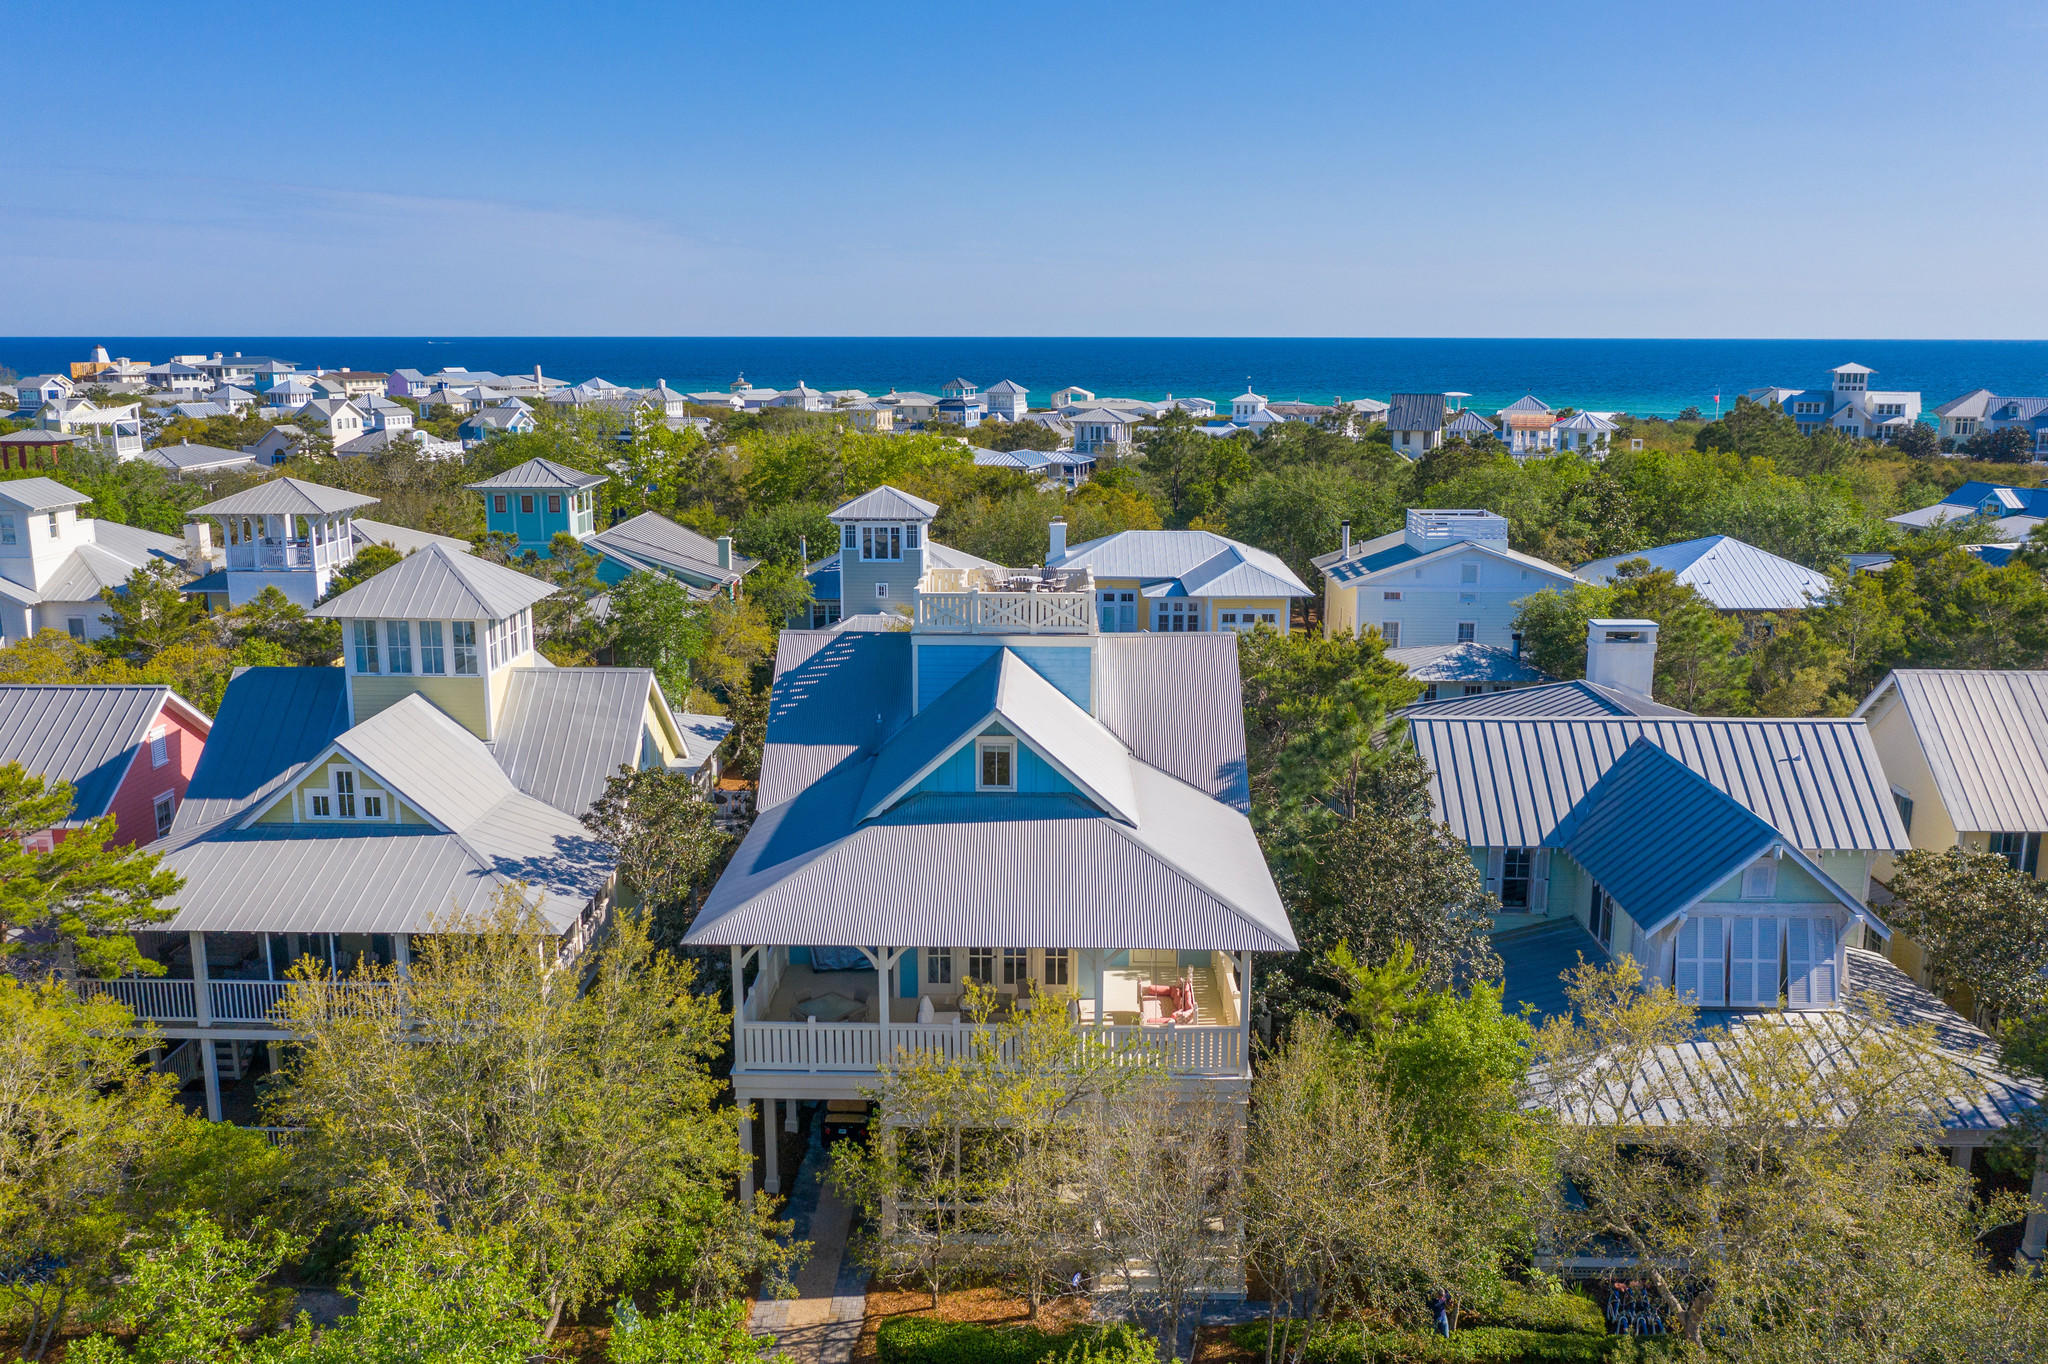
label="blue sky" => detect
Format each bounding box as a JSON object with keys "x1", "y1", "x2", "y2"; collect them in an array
[{"x1": 5, "y1": 0, "x2": 2045, "y2": 338}]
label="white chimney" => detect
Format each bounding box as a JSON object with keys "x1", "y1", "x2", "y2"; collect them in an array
[
  {"x1": 1048, "y1": 516, "x2": 1067, "y2": 563},
  {"x1": 1585, "y1": 618, "x2": 1659, "y2": 696},
  {"x1": 716, "y1": 535, "x2": 733, "y2": 570},
  {"x1": 182, "y1": 520, "x2": 215, "y2": 567}
]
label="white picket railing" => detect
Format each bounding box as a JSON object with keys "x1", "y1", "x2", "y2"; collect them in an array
[
  {"x1": 734, "y1": 1019, "x2": 1244, "y2": 1076},
  {"x1": 913, "y1": 590, "x2": 1096, "y2": 634},
  {"x1": 210, "y1": 980, "x2": 290, "y2": 1023},
  {"x1": 83, "y1": 977, "x2": 196, "y2": 1021}
]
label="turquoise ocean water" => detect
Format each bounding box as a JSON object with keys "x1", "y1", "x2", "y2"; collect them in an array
[{"x1": 7, "y1": 337, "x2": 2048, "y2": 419}]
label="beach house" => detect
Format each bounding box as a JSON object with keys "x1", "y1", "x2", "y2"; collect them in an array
[
  {"x1": 799, "y1": 487, "x2": 1001, "y2": 629},
  {"x1": 1048, "y1": 523, "x2": 1311, "y2": 634},
  {"x1": 1386, "y1": 393, "x2": 1448, "y2": 457},
  {"x1": 685, "y1": 520, "x2": 1293, "y2": 1199},
  {"x1": 1747, "y1": 364, "x2": 1921, "y2": 442},
  {"x1": 0, "y1": 477, "x2": 189, "y2": 643},
  {"x1": 0, "y1": 685, "x2": 211, "y2": 847},
  {"x1": 1576, "y1": 535, "x2": 1832, "y2": 613},
  {"x1": 81, "y1": 547, "x2": 691, "y2": 1122}
]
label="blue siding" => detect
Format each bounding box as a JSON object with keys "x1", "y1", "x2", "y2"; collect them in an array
[
  {"x1": 915, "y1": 641, "x2": 1092, "y2": 710},
  {"x1": 909, "y1": 733, "x2": 1079, "y2": 798},
  {"x1": 483, "y1": 499, "x2": 574, "y2": 556},
  {"x1": 901, "y1": 951, "x2": 919, "y2": 997}
]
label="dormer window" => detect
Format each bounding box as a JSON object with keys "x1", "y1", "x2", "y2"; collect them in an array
[
  {"x1": 308, "y1": 766, "x2": 387, "y2": 821},
  {"x1": 977, "y1": 738, "x2": 1015, "y2": 791},
  {"x1": 1741, "y1": 856, "x2": 1777, "y2": 899}
]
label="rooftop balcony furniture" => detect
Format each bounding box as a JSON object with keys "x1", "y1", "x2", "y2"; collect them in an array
[{"x1": 914, "y1": 565, "x2": 1097, "y2": 634}]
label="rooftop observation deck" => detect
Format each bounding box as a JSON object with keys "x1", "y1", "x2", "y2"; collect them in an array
[{"x1": 914, "y1": 565, "x2": 1096, "y2": 634}]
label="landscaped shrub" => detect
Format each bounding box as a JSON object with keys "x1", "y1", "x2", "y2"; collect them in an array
[
  {"x1": 1459, "y1": 1285, "x2": 1606, "y2": 1337},
  {"x1": 876, "y1": 1317, "x2": 1157, "y2": 1364},
  {"x1": 1228, "y1": 1321, "x2": 1688, "y2": 1364}
]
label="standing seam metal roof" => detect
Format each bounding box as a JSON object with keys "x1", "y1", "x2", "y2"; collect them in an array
[
  {"x1": 1856, "y1": 669, "x2": 2048, "y2": 831},
  {"x1": 0, "y1": 685, "x2": 185, "y2": 818},
  {"x1": 494, "y1": 667, "x2": 667, "y2": 818},
  {"x1": 464, "y1": 457, "x2": 607, "y2": 492},
  {"x1": 1575, "y1": 535, "x2": 1832, "y2": 611},
  {"x1": 190, "y1": 477, "x2": 379, "y2": 518},
  {"x1": 1411, "y1": 716, "x2": 1907, "y2": 852},
  {"x1": 311, "y1": 543, "x2": 556, "y2": 621}
]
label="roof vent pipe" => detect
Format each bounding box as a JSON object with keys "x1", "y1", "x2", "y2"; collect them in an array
[{"x1": 1340, "y1": 519, "x2": 1352, "y2": 556}]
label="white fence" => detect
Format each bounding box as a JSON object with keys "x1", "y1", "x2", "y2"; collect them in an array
[
  {"x1": 914, "y1": 590, "x2": 1096, "y2": 634},
  {"x1": 84, "y1": 978, "x2": 196, "y2": 1021}
]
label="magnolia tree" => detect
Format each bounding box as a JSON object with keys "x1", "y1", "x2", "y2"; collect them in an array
[{"x1": 1884, "y1": 846, "x2": 2048, "y2": 1021}]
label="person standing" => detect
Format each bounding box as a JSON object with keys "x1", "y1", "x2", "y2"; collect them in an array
[{"x1": 1429, "y1": 1289, "x2": 1451, "y2": 1339}]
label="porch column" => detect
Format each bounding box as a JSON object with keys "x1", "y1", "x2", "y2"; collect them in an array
[
  {"x1": 189, "y1": 931, "x2": 212, "y2": 1027},
  {"x1": 1237, "y1": 951, "x2": 1255, "y2": 1074},
  {"x1": 764, "y1": 1100, "x2": 781, "y2": 1196},
  {"x1": 738, "y1": 1099, "x2": 755, "y2": 1208},
  {"x1": 1091, "y1": 949, "x2": 1105, "y2": 1038},
  {"x1": 199, "y1": 1038, "x2": 222, "y2": 1122},
  {"x1": 2024, "y1": 1144, "x2": 2048, "y2": 1263},
  {"x1": 879, "y1": 950, "x2": 893, "y2": 1061},
  {"x1": 784, "y1": 1097, "x2": 799, "y2": 1133},
  {"x1": 729, "y1": 946, "x2": 745, "y2": 1059}
]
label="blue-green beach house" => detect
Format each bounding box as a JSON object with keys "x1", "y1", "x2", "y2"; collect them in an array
[{"x1": 467, "y1": 456, "x2": 757, "y2": 598}]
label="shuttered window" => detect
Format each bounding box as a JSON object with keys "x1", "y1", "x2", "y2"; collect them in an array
[
  {"x1": 1674, "y1": 916, "x2": 1726, "y2": 1006},
  {"x1": 1729, "y1": 915, "x2": 1781, "y2": 1007},
  {"x1": 1785, "y1": 916, "x2": 1839, "y2": 1008}
]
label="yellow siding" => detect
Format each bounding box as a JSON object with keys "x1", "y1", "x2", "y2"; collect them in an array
[
  {"x1": 260, "y1": 755, "x2": 399, "y2": 824},
  {"x1": 1322, "y1": 581, "x2": 1358, "y2": 638},
  {"x1": 351, "y1": 674, "x2": 491, "y2": 739},
  {"x1": 485, "y1": 650, "x2": 537, "y2": 736},
  {"x1": 642, "y1": 690, "x2": 682, "y2": 764}
]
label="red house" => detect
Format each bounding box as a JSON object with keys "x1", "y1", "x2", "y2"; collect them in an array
[{"x1": 0, "y1": 685, "x2": 212, "y2": 847}]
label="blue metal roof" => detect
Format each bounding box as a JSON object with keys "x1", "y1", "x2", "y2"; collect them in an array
[
  {"x1": 1552, "y1": 739, "x2": 1780, "y2": 935},
  {"x1": 168, "y1": 667, "x2": 349, "y2": 837}
]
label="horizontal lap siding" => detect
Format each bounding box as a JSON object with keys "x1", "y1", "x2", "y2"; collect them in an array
[{"x1": 106, "y1": 703, "x2": 206, "y2": 846}]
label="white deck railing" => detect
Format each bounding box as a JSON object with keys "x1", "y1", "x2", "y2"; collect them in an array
[
  {"x1": 210, "y1": 980, "x2": 290, "y2": 1023},
  {"x1": 84, "y1": 977, "x2": 196, "y2": 1021},
  {"x1": 914, "y1": 589, "x2": 1096, "y2": 634},
  {"x1": 734, "y1": 1019, "x2": 1245, "y2": 1076}
]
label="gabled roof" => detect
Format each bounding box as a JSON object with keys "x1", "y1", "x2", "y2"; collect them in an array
[
  {"x1": 191, "y1": 477, "x2": 378, "y2": 518},
  {"x1": 985, "y1": 379, "x2": 1028, "y2": 396},
  {"x1": 1387, "y1": 393, "x2": 1447, "y2": 431},
  {"x1": 169, "y1": 667, "x2": 351, "y2": 837},
  {"x1": 0, "y1": 685, "x2": 208, "y2": 820},
  {"x1": 1854, "y1": 669, "x2": 2048, "y2": 832},
  {"x1": 1051, "y1": 529, "x2": 1312, "y2": 598},
  {"x1": 829, "y1": 486, "x2": 939, "y2": 521},
  {"x1": 312, "y1": 543, "x2": 555, "y2": 621},
  {"x1": 1410, "y1": 716, "x2": 1908, "y2": 853},
  {"x1": 857, "y1": 650, "x2": 1140, "y2": 825},
  {"x1": 1403, "y1": 677, "x2": 1689, "y2": 719},
  {"x1": 39, "y1": 543, "x2": 155, "y2": 602},
  {"x1": 0, "y1": 476, "x2": 91, "y2": 511},
  {"x1": 1551, "y1": 739, "x2": 1861, "y2": 936},
  {"x1": 1446, "y1": 409, "x2": 1496, "y2": 436},
  {"x1": 465, "y1": 457, "x2": 606, "y2": 492},
  {"x1": 143, "y1": 441, "x2": 253, "y2": 472},
  {"x1": 586, "y1": 511, "x2": 756, "y2": 583},
  {"x1": 1320, "y1": 534, "x2": 1581, "y2": 589},
  {"x1": 1934, "y1": 388, "x2": 1996, "y2": 420},
  {"x1": 1386, "y1": 642, "x2": 1552, "y2": 686},
  {"x1": 1554, "y1": 410, "x2": 1618, "y2": 432},
  {"x1": 1496, "y1": 394, "x2": 1552, "y2": 416},
  {"x1": 351, "y1": 519, "x2": 471, "y2": 558},
  {"x1": 1575, "y1": 535, "x2": 1832, "y2": 611},
  {"x1": 494, "y1": 667, "x2": 680, "y2": 818}
]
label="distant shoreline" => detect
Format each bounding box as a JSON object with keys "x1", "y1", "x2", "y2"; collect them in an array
[{"x1": 9, "y1": 336, "x2": 2046, "y2": 419}]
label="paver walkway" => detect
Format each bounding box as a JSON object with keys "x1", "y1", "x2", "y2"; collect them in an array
[{"x1": 752, "y1": 1112, "x2": 869, "y2": 1364}]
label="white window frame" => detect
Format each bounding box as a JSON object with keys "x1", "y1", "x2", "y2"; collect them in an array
[
  {"x1": 305, "y1": 765, "x2": 391, "y2": 823},
  {"x1": 1382, "y1": 590, "x2": 1401, "y2": 601},
  {"x1": 152, "y1": 790, "x2": 176, "y2": 839},
  {"x1": 1380, "y1": 621, "x2": 1400, "y2": 647},
  {"x1": 352, "y1": 620, "x2": 379, "y2": 674},
  {"x1": 1741, "y1": 856, "x2": 1777, "y2": 899},
  {"x1": 861, "y1": 524, "x2": 903, "y2": 562},
  {"x1": 385, "y1": 620, "x2": 413, "y2": 675},
  {"x1": 1042, "y1": 948, "x2": 1070, "y2": 987},
  {"x1": 1785, "y1": 915, "x2": 1839, "y2": 1008},
  {"x1": 924, "y1": 948, "x2": 954, "y2": 986},
  {"x1": 149, "y1": 730, "x2": 169, "y2": 768},
  {"x1": 967, "y1": 946, "x2": 995, "y2": 985},
  {"x1": 0, "y1": 514, "x2": 15, "y2": 546},
  {"x1": 418, "y1": 620, "x2": 445, "y2": 675},
  {"x1": 976, "y1": 737, "x2": 1016, "y2": 792},
  {"x1": 1457, "y1": 621, "x2": 1477, "y2": 643},
  {"x1": 1674, "y1": 915, "x2": 1727, "y2": 1006},
  {"x1": 451, "y1": 620, "x2": 478, "y2": 675}
]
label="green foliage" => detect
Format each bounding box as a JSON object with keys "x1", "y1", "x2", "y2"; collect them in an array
[
  {"x1": 580, "y1": 764, "x2": 733, "y2": 945},
  {"x1": 1963, "y1": 425, "x2": 2036, "y2": 463},
  {"x1": 874, "y1": 1318, "x2": 1153, "y2": 1364},
  {"x1": 733, "y1": 499, "x2": 835, "y2": 568},
  {"x1": 76, "y1": 1214, "x2": 302, "y2": 1364},
  {"x1": 322, "y1": 544, "x2": 402, "y2": 599},
  {"x1": 1230, "y1": 1322, "x2": 1683, "y2": 1364},
  {"x1": 1883, "y1": 846, "x2": 2048, "y2": 1019},
  {"x1": 99, "y1": 561, "x2": 210, "y2": 664},
  {"x1": 606, "y1": 1298, "x2": 763, "y2": 1364},
  {"x1": 606, "y1": 570, "x2": 711, "y2": 704},
  {"x1": 0, "y1": 762, "x2": 183, "y2": 978},
  {"x1": 962, "y1": 420, "x2": 1064, "y2": 453}
]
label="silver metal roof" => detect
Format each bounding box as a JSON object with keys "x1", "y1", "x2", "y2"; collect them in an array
[
  {"x1": 494, "y1": 668, "x2": 671, "y2": 817},
  {"x1": 1575, "y1": 535, "x2": 1832, "y2": 612},
  {"x1": 0, "y1": 477, "x2": 91, "y2": 511},
  {"x1": 1856, "y1": 669, "x2": 2048, "y2": 832},
  {"x1": 312, "y1": 544, "x2": 555, "y2": 621},
  {"x1": 1411, "y1": 715, "x2": 1907, "y2": 852},
  {"x1": 829, "y1": 486, "x2": 939, "y2": 521},
  {"x1": 191, "y1": 477, "x2": 379, "y2": 518},
  {"x1": 1522, "y1": 935, "x2": 2040, "y2": 1134},
  {"x1": 352, "y1": 519, "x2": 472, "y2": 557},
  {"x1": 464, "y1": 456, "x2": 608, "y2": 492},
  {"x1": 1388, "y1": 642, "x2": 1553, "y2": 686},
  {"x1": 0, "y1": 685, "x2": 195, "y2": 818},
  {"x1": 322, "y1": 694, "x2": 518, "y2": 830},
  {"x1": 1052, "y1": 529, "x2": 1312, "y2": 598},
  {"x1": 1403, "y1": 678, "x2": 1688, "y2": 719},
  {"x1": 586, "y1": 511, "x2": 756, "y2": 582}
]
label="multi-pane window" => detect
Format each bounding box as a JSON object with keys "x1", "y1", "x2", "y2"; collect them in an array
[
  {"x1": 1002, "y1": 948, "x2": 1027, "y2": 986},
  {"x1": 1457, "y1": 622, "x2": 1477, "y2": 643},
  {"x1": 1380, "y1": 621, "x2": 1401, "y2": 647},
  {"x1": 493, "y1": 495, "x2": 507, "y2": 514},
  {"x1": 925, "y1": 949, "x2": 953, "y2": 986},
  {"x1": 1097, "y1": 591, "x2": 1136, "y2": 632},
  {"x1": 1500, "y1": 848, "x2": 1533, "y2": 909},
  {"x1": 1154, "y1": 600, "x2": 1200, "y2": 632},
  {"x1": 153, "y1": 792, "x2": 176, "y2": 838},
  {"x1": 385, "y1": 620, "x2": 413, "y2": 674},
  {"x1": 842, "y1": 525, "x2": 857, "y2": 550},
  {"x1": 334, "y1": 769, "x2": 357, "y2": 819},
  {"x1": 1042, "y1": 948, "x2": 1070, "y2": 987},
  {"x1": 520, "y1": 495, "x2": 534, "y2": 514},
  {"x1": 1589, "y1": 884, "x2": 1614, "y2": 948},
  {"x1": 548, "y1": 494, "x2": 562, "y2": 514},
  {"x1": 352, "y1": 620, "x2": 379, "y2": 673},
  {"x1": 861, "y1": 525, "x2": 903, "y2": 561},
  {"x1": 418, "y1": 621, "x2": 445, "y2": 674},
  {"x1": 1382, "y1": 590, "x2": 1401, "y2": 601},
  {"x1": 1990, "y1": 832, "x2": 2041, "y2": 876},
  {"x1": 452, "y1": 621, "x2": 478, "y2": 675},
  {"x1": 967, "y1": 947, "x2": 995, "y2": 984},
  {"x1": 978, "y1": 739, "x2": 1014, "y2": 791},
  {"x1": 0, "y1": 514, "x2": 15, "y2": 545}
]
